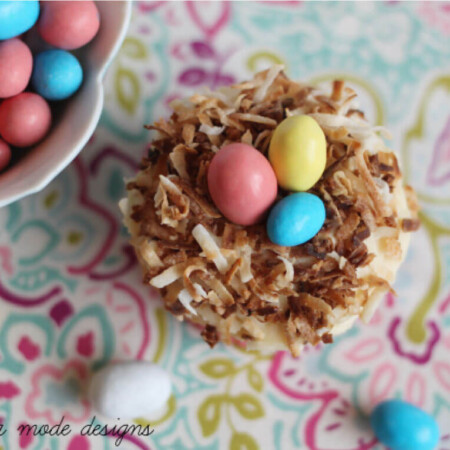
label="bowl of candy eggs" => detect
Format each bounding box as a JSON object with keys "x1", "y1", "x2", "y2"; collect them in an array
[{"x1": 0, "y1": 0, "x2": 131, "y2": 207}]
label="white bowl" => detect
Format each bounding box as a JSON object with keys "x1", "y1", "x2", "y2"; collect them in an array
[{"x1": 0, "y1": 1, "x2": 132, "y2": 208}]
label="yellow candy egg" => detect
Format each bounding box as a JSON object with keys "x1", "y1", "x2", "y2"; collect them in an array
[{"x1": 269, "y1": 115, "x2": 326, "y2": 191}]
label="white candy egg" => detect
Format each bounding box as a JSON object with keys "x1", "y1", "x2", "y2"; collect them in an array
[{"x1": 88, "y1": 361, "x2": 172, "y2": 419}]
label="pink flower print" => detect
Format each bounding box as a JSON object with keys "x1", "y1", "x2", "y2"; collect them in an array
[
  {"x1": 77, "y1": 331, "x2": 94, "y2": 357},
  {"x1": 427, "y1": 116, "x2": 450, "y2": 186},
  {"x1": 368, "y1": 362, "x2": 398, "y2": 407},
  {"x1": 418, "y1": 2, "x2": 450, "y2": 36},
  {"x1": 258, "y1": 1, "x2": 302, "y2": 5},
  {"x1": 343, "y1": 337, "x2": 384, "y2": 364},
  {"x1": 336, "y1": 328, "x2": 441, "y2": 411},
  {"x1": 25, "y1": 360, "x2": 90, "y2": 425},
  {"x1": 138, "y1": 1, "x2": 164, "y2": 13},
  {"x1": 67, "y1": 435, "x2": 91, "y2": 450},
  {"x1": 268, "y1": 306, "x2": 449, "y2": 449},
  {"x1": 49, "y1": 300, "x2": 74, "y2": 327},
  {"x1": 405, "y1": 372, "x2": 427, "y2": 408},
  {"x1": 268, "y1": 351, "x2": 377, "y2": 450},
  {"x1": 18, "y1": 422, "x2": 34, "y2": 449},
  {"x1": 0, "y1": 245, "x2": 13, "y2": 275},
  {"x1": 0, "y1": 381, "x2": 20, "y2": 400},
  {"x1": 186, "y1": 2, "x2": 231, "y2": 40},
  {"x1": 18, "y1": 336, "x2": 40, "y2": 361},
  {"x1": 433, "y1": 337, "x2": 450, "y2": 394}
]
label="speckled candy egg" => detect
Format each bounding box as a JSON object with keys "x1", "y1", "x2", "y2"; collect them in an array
[
  {"x1": 269, "y1": 115, "x2": 326, "y2": 191},
  {"x1": 0, "y1": 1, "x2": 40, "y2": 40},
  {"x1": 370, "y1": 399, "x2": 439, "y2": 450},
  {"x1": 207, "y1": 143, "x2": 278, "y2": 226},
  {"x1": 32, "y1": 50, "x2": 83, "y2": 100},
  {"x1": 0, "y1": 39, "x2": 33, "y2": 98},
  {"x1": 0, "y1": 93, "x2": 52, "y2": 147},
  {"x1": 38, "y1": 1, "x2": 100, "y2": 50},
  {"x1": 267, "y1": 192, "x2": 325, "y2": 247}
]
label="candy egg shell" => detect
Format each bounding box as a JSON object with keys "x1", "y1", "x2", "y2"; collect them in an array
[
  {"x1": 0, "y1": 39, "x2": 33, "y2": 98},
  {"x1": 32, "y1": 50, "x2": 83, "y2": 101},
  {"x1": 38, "y1": 1, "x2": 100, "y2": 50},
  {"x1": 0, "y1": 93, "x2": 52, "y2": 147},
  {"x1": 0, "y1": 1, "x2": 40, "y2": 40},
  {"x1": 370, "y1": 399, "x2": 439, "y2": 450},
  {"x1": 267, "y1": 192, "x2": 325, "y2": 247},
  {"x1": 88, "y1": 362, "x2": 172, "y2": 419},
  {"x1": 207, "y1": 143, "x2": 278, "y2": 226},
  {"x1": 269, "y1": 115, "x2": 326, "y2": 191},
  {"x1": 0, "y1": 139, "x2": 11, "y2": 172}
]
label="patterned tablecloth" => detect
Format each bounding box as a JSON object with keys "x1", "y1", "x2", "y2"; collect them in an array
[{"x1": 1, "y1": 2, "x2": 450, "y2": 449}]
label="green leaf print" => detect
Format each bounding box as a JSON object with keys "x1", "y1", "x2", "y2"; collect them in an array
[
  {"x1": 229, "y1": 432, "x2": 258, "y2": 450},
  {"x1": 198, "y1": 395, "x2": 225, "y2": 437},
  {"x1": 121, "y1": 37, "x2": 148, "y2": 59},
  {"x1": 247, "y1": 366, "x2": 263, "y2": 392},
  {"x1": 200, "y1": 358, "x2": 236, "y2": 379},
  {"x1": 115, "y1": 66, "x2": 140, "y2": 114},
  {"x1": 231, "y1": 393, "x2": 264, "y2": 420}
]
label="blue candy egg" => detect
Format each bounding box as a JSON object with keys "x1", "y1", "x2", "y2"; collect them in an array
[
  {"x1": 370, "y1": 399, "x2": 440, "y2": 450},
  {"x1": 267, "y1": 192, "x2": 325, "y2": 247},
  {"x1": 0, "y1": 1, "x2": 40, "y2": 40},
  {"x1": 31, "y1": 50, "x2": 83, "y2": 101}
]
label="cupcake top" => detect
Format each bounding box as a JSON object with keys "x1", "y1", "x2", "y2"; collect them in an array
[{"x1": 121, "y1": 66, "x2": 419, "y2": 356}]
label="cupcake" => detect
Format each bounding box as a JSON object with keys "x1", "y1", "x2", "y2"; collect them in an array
[{"x1": 120, "y1": 66, "x2": 419, "y2": 356}]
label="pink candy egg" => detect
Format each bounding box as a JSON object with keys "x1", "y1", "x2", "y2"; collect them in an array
[
  {"x1": 0, "y1": 139, "x2": 11, "y2": 172},
  {"x1": 38, "y1": 1, "x2": 100, "y2": 50},
  {"x1": 0, "y1": 93, "x2": 52, "y2": 148},
  {"x1": 0, "y1": 39, "x2": 33, "y2": 99},
  {"x1": 207, "y1": 143, "x2": 278, "y2": 226}
]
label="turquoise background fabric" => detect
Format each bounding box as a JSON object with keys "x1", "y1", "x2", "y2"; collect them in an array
[{"x1": 1, "y1": 2, "x2": 450, "y2": 449}]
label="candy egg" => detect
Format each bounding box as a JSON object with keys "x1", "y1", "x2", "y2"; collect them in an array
[
  {"x1": 269, "y1": 115, "x2": 326, "y2": 191},
  {"x1": 0, "y1": 39, "x2": 33, "y2": 98},
  {"x1": 0, "y1": 139, "x2": 11, "y2": 172},
  {"x1": 32, "y1": 50, "x2": 83, "y2": 101},
  {"x1": 0, "y1": 1, "x2": 40, "y2": 40},
  {"x1": 38, "y1": 1, "x2": 100, "y2": 50},
  {"x1": 267, "y1": 192, "x2": 325, "y2": 247},
  {"x1": 370, "y1": 399, "x2": 439, "y2": 450},
  {"x1": 88, "y1": 362, "x2": 172, "y2": 419},
  {"x1": 0, "y1": 93, "x2": 51, "y2": 147},
  {"x1": 207, "y1": 143, "x2": 278, "y2": 226}
]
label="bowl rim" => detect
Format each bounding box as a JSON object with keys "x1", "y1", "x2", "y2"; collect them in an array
[{"x1": 0, "y1": 0, "x2": 133, "y2": 208}]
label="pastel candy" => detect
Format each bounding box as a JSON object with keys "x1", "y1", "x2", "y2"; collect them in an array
[
  {"x1": 267, "y1": 192, "x2": 325, "y2": 247},
  {"x1": 370, "y1": 399, "x2": 440, "y2": 450},
  {"x1": 32, "y1": 50, "x2": 83, "y2": 100},
  {"x1": 0, "y1": 39, "x2": 33, "y2": 98},
  {"x1": 0, "y1": 1, "x2": 40, "y2": 40},
  {"x1": 0, "y1": 139, "x2": 11, "y2": 172},
  {"x1": 269, "y1": 115, "x2": 326, "y2": 191},
  {"x1": 38, "y1": 1, "x2": 100, "y2": 50},
  {"x1": 88, "y1": 362, "x2": 172, "y2": 419},
  {"x1": 207, "y1": 143, "x2": 278, "y2": 225},
  {"x1": 0, "y1": 93, "x2": 52, "y2": 147}
]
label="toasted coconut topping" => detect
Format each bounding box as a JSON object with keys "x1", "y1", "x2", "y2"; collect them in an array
[
  {"x1": 150, "y1": 263, "x2": 186, "y2": 288},
  {"x1": 254, "y1": 64, "x2": 284, "y2": 103},
  {"x1": 123, "y1": 66, "x2": 418, "y2": 355},
  {"x1": 140, "y1": 240, "x2": 164, "y2": 269},
  {"x1": 192, "y1": 224, "x2": 229, "y2": 273},
  {"x1": 155, "y1": 175, "x2": 190, "y2": 228},
  {"x1": 401, "y1": 218, "x2": 420, "y2": 232},
  {"x1": 178, "y1": 289, "x2": 198, "y2": 315},
  {"x1": 169, "y1": 145, "x2": 190, "y2": 180},
  {"x1": 240, "y1": 245, "x2": 253, "y2": 283}
]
